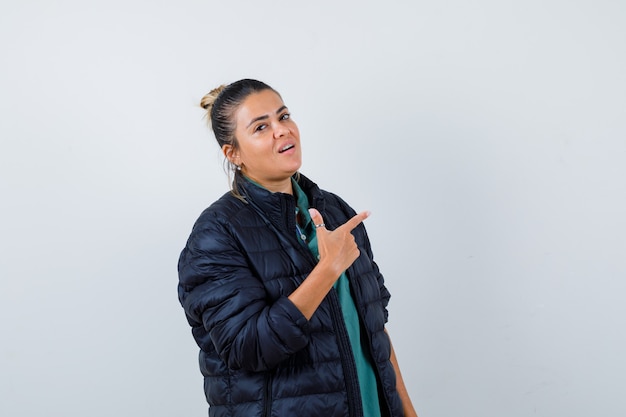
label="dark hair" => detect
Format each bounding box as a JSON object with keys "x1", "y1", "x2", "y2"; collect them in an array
[
  {"x1": 201, "y1": 79, "x2": 278, "y2": 148},
  {"x1": 200, "y1": 79, "x2": 279, "y2": 197}
]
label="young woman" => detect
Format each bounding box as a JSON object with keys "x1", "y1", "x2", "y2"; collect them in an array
[{"x1": 178, "y1": 79, "x2": 417, "y2": 417}]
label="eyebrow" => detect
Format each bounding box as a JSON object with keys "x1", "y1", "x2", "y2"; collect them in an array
[{"x1": 246, "y1": 105, "x2": 288, "y2": 129}]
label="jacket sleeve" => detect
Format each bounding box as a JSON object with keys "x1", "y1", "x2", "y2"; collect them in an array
[
  {"x1": 178, "y1": 212, "x2": 310, "y2": 372},
  {"x1": 361, "y1": 228, "x2": 391, "y2": 323}
]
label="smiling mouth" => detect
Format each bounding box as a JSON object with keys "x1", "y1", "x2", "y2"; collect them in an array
[{"x1": 279, "y1": 144, "x2": 295, "y2": 153}]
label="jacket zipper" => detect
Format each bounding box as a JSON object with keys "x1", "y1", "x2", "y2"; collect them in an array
[
  {"x1": 329, "y1": 290, "x2": 363, "y2": 417},
  {"x1": 263, "y1": 373, "x2": 272, "y2": 417}
]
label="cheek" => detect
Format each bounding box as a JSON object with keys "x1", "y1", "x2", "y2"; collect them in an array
[
  {"x1": 239, "y1": 140, "x2": 270, "y2": 162},
  {"x1": 289, "y1": 124, "x2": 301, "y2": 140}
]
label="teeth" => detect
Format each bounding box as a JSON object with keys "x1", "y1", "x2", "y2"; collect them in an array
[{"x1": 280, "y1": 144, "x2": 294, "y2": 152}]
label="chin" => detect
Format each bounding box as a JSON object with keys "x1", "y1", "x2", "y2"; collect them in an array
[{"x1": 286, "y1": 163, "x2": 302, "y2": 175}]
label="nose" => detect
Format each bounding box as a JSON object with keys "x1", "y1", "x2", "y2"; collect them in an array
[{"x1": 273, "y1": 122, "x2": 290, "y2": 139}]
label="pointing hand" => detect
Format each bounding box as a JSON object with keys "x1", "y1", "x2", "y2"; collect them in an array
[{"x1": 308, "y1": 208, "x2": 370, "y2": 276}]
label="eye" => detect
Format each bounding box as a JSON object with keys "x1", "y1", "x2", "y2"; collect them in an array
[
  {"x1": 254, "y1": 123, "x2": 267, "y2": 132},
  {"x1": 280, "y1": 112, "x2": 291, "y2": 121}
]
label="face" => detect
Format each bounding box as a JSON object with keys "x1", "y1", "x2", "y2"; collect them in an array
[{"x1": 226, "y1": 89, "x2": 302, "y2": 192}]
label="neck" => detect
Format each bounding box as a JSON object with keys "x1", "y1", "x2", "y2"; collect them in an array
[
  {"x1": 243, "y1": 173, "x2": 294, "y2": 195},
  {"x1": 266, "y1": 180, "x2": 293, "y2": 195}
]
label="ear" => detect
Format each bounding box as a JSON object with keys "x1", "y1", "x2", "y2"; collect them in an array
[{"x1": 222, "y1": 144, "x2": 240, "y2": 165}]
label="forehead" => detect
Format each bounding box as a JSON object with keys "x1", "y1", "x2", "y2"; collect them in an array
[{"x1": 235, "y1": 90, "x2": 285, "y2": 124}]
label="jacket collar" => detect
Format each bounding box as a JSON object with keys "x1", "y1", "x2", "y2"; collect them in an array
[{"x1": 238, "y1": 172, "x2": 325, "y2": 232}]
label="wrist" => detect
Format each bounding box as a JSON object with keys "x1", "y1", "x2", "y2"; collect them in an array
[{"x1": 315, "y1": 258, "x2": 343, "y2": 282}]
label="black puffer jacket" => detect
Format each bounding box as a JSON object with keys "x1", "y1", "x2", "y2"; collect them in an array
[{"x1": 178, "y1": 173, "x2": 404, "y2": 417}]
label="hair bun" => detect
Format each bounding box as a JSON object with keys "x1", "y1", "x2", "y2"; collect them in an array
[{"x1": 200, "y1": 85, "x2": 227, "y2": 112}]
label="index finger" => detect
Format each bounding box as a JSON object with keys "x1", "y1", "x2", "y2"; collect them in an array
[{"x1": 341, "y1": 211, "x2": 371, "y2": 232}]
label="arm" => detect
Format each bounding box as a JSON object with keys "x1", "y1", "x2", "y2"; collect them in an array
[
  {"x1": 288, "y1": 208, "x2": 370, "y2": 319},
  {"x1": 387, "y1": 329, "x2": 418, "y2": 417},
  {"x1": 178, "y1": 215, "x2": 310, "y2": 372},
  {"x1": 179, "y1": 206, "x2": 369, "y2": 369}
]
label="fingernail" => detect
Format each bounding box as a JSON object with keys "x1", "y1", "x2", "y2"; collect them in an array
[{"x1": 308, "y1": 208, "x2": 317, "y2": 217}]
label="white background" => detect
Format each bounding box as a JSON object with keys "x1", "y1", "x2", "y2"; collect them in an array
[{"x1": 1, "y1": 1, "x2": 625, "y2": 416}]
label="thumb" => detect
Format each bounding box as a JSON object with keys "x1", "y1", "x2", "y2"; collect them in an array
[{"x1": 308, "y1": 208, "x2": 325, "y2": 229}]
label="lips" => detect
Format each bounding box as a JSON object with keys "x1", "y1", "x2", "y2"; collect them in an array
[{"x1": 278, "y1": 143, "x2": 295, "y2": 153}]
